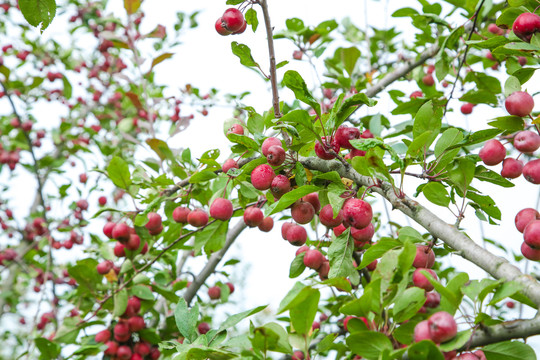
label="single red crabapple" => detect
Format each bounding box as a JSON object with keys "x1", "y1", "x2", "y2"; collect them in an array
[
  {"x1": 222, "y1": 158, "x2": 238, "y2": 174},
  {"x1": 513, "y1": 12, "x2": 540, "y2": 42},
  {"x1": 413, "y1": 245, "x2": 435, "y2": 268},
  {"x1": 97, "y1": 260, "x2": 113, "y2": 275},
  {"x1": 261, "y1": 137, "x2": 282, "y2": 156},
  {"x1": 291, "y1": 200, "x2": 316, "y2": 224},
  {"x1": 342, "y1": 198, "x2": 372, "y2": 229},
  {"x1": 351, "y1": 222, "x2": 374, "y2": 244},
  {"x1": 461, "y1": 103, "x2": 474, "y2": 114},
  {"x1": 501, "y1": 158, "x2": 524, "y2": 179},
  {"x1": 292, "y1": 50, "x2": 303, "y2": 60},
  {"x1": 318, "y1": 260, "x2": 330, "y2": 280},
  {"x1": 345, "y1": 148, "x2": 366, "y2": 159},
  {"x1": 515, "y1": 208, "x2": 540, "y2": 233},
  {"x1": 474, "y1": 350, "x2": 487, "y2": 360},
  {"x1": 488, "y1": 23, "x2": 504, "y2": 35},
  {"x1": 187, "y1": 209, "x2": 209, "y2": 227},
  {"x1": 114, "y1": 322, "x2": 130, "y2": 338},
  {"x1": 286, "y1": 224, "x2": 307, "y2": 246},
  {"x1": 523, "y1": 159, "x2": 540, "y2": 184},
  {"x1": 215, "y1": 18, "x2": 232, "y2": 35},
  {"x1": 145, "y1": 212, "x2": 162, "y2": 232},
  {"x1": 243, "y1": 206, "x2": 264, "y2": 227},
  {"x1": 524, "y1": 220, "x2": 540, "y2": 248},
  {"x1": 233, "y1": 20, "x2": 247, "y2": 34},
  {"x1": 514, "y1": 130, "x2": 540, "y2": 153},
  {"x1": 98, "y1": 196, "x2": 107, "y2": 206},
  {"x1": 134, "y1": 342, "x2": 151, "y2": 356},
  {"x1": 114, "y1": 242, "x2": 126, "y2": 257},
  {"x1": 334, "y1": 125, "x2": 361, "y2": 149},
  {"x1": 312, "y1": 321, "x2": 320, "y2": 330},
  {"x1": 251, "y1": 164, "x2": 275, "y2": 190},
  {"x1": 222, "y1": 8, "x2": 245, "y2": 33},
  {"x1": 518, "y1": 56, "x2": 527, "y2": 66},
  {"x1": 227, "y1": 123, "x2": 244, "y2": 136},
  {"x1": 173, "y1": 206, "x2": 191, "y2": 223},
  {"x1": 505, "y1": 91, "x2": 534, "y2": 117},
  {"x1": 296, "y1": 245, "x2": 309, "y2": 256},
  {"x1": 125, "y1": 297, "x2": 141, "y2": 317},
  {"x1": 303, "y1": 249, "x2": 324, "y2": 270},
  {"x1": 478, "y1": 139, "x2": 506, "y2": 166},
  {"x1": 457, "y1": 353, "x2": 479, "y2": 360},
  {"x1": 258, "y1": 217, "x2": 274, "y2": 232},
  {"x1": 94, "y1": 329, "x2": 111, "y2": 343},
  {"x1": 314, "y1": 137, "x2": 340, "y2": 160},
  {"x1": 367, "y1": 259, "x2": 378, "y2": 271},
  {"x1": 422, "y1": 74, "x2": 434, "y2": 86},
  {"x1": 104, "y1": 341, "x2": 119, "y2": 356},
  {"x1": 126, "y1": 234, "x2": 141, "y2": 251},
  {"x1": 116, "y1": 345, "x2": 132, "y2": 360},
  {"x1": 413, "y1": 268, "x2": 437, "y2": 291},
  {"x1": 197, "y1": 322, "x2": 210, "y2": 334},
  {"x1": 271, "y1": 174, "x2": 291, "y2": 199},
  {"x1": 112, "y1": 223, "x2": 131, "y2": 243},
  {"x1": 414, "y1": 320, "x2": 431, "y2": 342},
  {"x1": 292, "y1": 351, "x2": 304, "y2": 360},
  {"x1": 210, "y1": 198, "x2": 233, "y2": 221},
  {"x1": 131, "y1": 353, "x2": 144, "y2": 360},
  {"x1": 319, "y1": 204, "x2": 343, "y2": 228},
  {"x1": 333, "y1": 223, "x2": 347, "y2": 237},
  {"x1": 428, "y1": 311, "x2": 457, "y2": 343},
  {"x1": 150, "y1": 348, "x2": 161, "y2": 360},
  {"x1": 302, "y1": 192, "x2": 321, "y2": 213},
  {"x1": 103, "y1": 222, "x2": 115, "y2": 238},
  {"x1": 486, "y1": 51, "x2": 495, "y2": 61},
  {"x1": 506, "y1": 301, "x2": 516, "y2": 309},
  {"x1": 128, "y1": 316, "x2": 146, "y2": 332},
  {"x1": 267, "y1": 145, "x2": 286, "y2": 166},
  {"x1": 208, "y1": 286, "x2": 221, "y2": 300},
  {"x1": 425, "y1": 291, "x2": 441, "y2": 308}
]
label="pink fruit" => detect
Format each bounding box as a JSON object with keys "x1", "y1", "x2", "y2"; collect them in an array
[
  {"x1": 522, "y1": 241, "x2": 540, "y2": 260},
  {"x1": 271, "y1": 174, "x2": 291, "y2": 199},
  {"x1": 296, "y1": 245, "x2": 309, "y2": 256},
  {"x1": 318, "y1": 260, "x2": 330, "y2": 280},
  {"x1": 422, "y1": 74, "x2": 434, "y2": 86},
  {"x1": 126, "y1": 235, "x2": 141, "y2": 252},
  {"x1": 187, "y1": 209, "x2": 209, "y2": 227},
  {"x1": 97, "y1": 260, "x2": 113, "y2": 275},
  {"x1": 458, "y1": 353, "x2": 480, "y2": 360},
  {"x1": 333, "y1": 224, "x2": 347, "y2": 237},
  {"x1": 227, "y1": 282, "x2": 235, "y2": 293},
  {"x1": 515, "y1": 208, "x2": 540, "y2": 233},
  {"x1": 173, "y1": 206, "x2": 191, "y2": 223},
  {"x1": 145, "y1": 212, "x2": 162, "y2": 232},
  {"x1": 513, "y1": 12, "x2": 540, "y2": 43},
  {"x1": 334, "y1": 125, "x2": 361, "y2": 149},
  {"x1": 425, "y1": 291, "x2": 441, "y2": 308},
  {"x1": 302, "y1": 193, "x2": 321, "y2": 213},
  {"x1": 501, "y1": 158, "x2": 524, "y2": 178},
  {"x1": 291, "y1": 201, "x2": 315, "y2": 224},
  {"x1": 104, "y1": 341, "x2": 119, "y2": 356},
  {"x1": 505, "y1": 91, "x2": 534, "y2": 117},
  {"x1": 351, "y1": 222, "x2": 374, "y2": 245},
  {"x1": 222, "y1": 8, "x2": 245, "y2": 33},
  {"x1": 410, "y1": 91, "x2": 423, "y2": 99},
  {"x1": 413, "y1": 268, "x2": 437, "y2": 291},
  {"x1": 243, "y1": 206, "x2": 264, "y2": 227},
  {"x1": 342, "y1": 198, "x2": 372, "y2": 229},
  {"x1": 112, "y1": 223, "x2": 131, "y2": 243},
  {"x1": 319, "y1": 204, "x2": 343, "y2": 228},
  {"x1": 128, "y1": 316, "x2": 146, "y2": 332},
  {"x1": 95, "y1": 329, "x2": 111, "y2": 343},
  {"x1": 292, "y1": 351, "x2": 304, "y2": 360},
  {"x1": 215, "y1": 17, "x2": 232, "y2": 36},
  {"x1": 303, "y1": 249, "x2": 324, "y2": 270},
  {"x1": 315, "y1": 137, "x2": 340, "y2": 160},
  {"x1": 208, "y1": 286, "x2": 221, "y2": 300},
  {"x1": 125, "y1": 297, "x2": 141, "y2": 316},
  {"x1": 523, "y1": 158, "x2": 540, "y2": 184},
  {"x1": 428, "y1": 311, "x2": 457, "y2": 343},
  {"x1": 414, "y1": 320, "x2": 431, "y2": 342},
  {"x1": 261, "y1": 137, "x2": 282, "y2": 156},
  {"x1": 258, "y1": 217, "x2": 274, "y2": 232},
  {"x1": 210, "y1": 198, "x2": 234, "y2": 221},
  {"x1": 413, "y1": 245, "x2": 435, "y2": 269},
  {"x1": 103, "y1": 222, "x2": 116, "y2": 238},
  {"x1": 474, "y1": 350, "x2": 487, "y2": 360},
  {"x1": 114, "y1": 242, "x2": 126, "y2": 257},
  {"x1": 514, "y1": 130, "x2": 540, "y2": 153},
  {"x1": 524, "y1": 220, "x2": 540, "y2": 248},
  {"x1": 117, "y1": 345, "x2": 132, "y2": 360},
  {"x1": 251, "y1": 164, "x2": 275, "y2": 190},
  {"x1": 478, "y1": 139, "x2": 506, "y2": 166},
  {"x1": 286, "y1": 225, "x2": 307, "y2": 246},
  {"x1": 488, "y1": 23, "x2": 504, "y2": 35},
  {"x1": 281, "y1": 222, "x2": 294, "y2": 240},
  {"x1": 222, "y1": 159, "x2": 238, "y2": 174},
  {"x1": 267, "y1": 145, "x2": 286, "y2": 166},
  {"x1": 461, "y1": 103, "x2": 473, "y2": 114},
  {"x1": 227, "y1": 124, "x2": 244, "y2": 136},
  {"x1": 197, "y1": 322, "x2": 210, "y2": 334}
]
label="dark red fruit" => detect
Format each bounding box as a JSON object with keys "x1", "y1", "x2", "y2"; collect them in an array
[
  {"x1": 428, "y1": 311, "x2": 457, "y2": 343},
  {"x1": 461, "y1": 103, "x2": 473, "y2": 114},
  {"x1": 303, "y1": 249, "x2": 324, "y2": 270},
  {"x1": 478, "y1": 139, "x2": 506, "y2": 166},
  {"x1": 291, "y1": 201, "x2": 315, "y2": 224},
  {"x1": 505, "y1": 91, "x2": 534, "y2": 117},
  {"x1": 319, "y1": 204, "x2": 343, "y2": 228},
  {"x1": 97, "y1": 260, "x2": 113, "y2": 275},
  {"x1": 501, "y1": 158, "x2": 523, "y2": 178},
  {"x1": 261, "y1": 137, "x2": 282, "y2": 156},
  {"x1": 314, "y1": 137, "x2": 340, "y2": 160},
  {"x1": 103, "y1": 222, "x2": 115, "y2": 238},
  {"x1": 342, "y1": 198, "x2": 372, "y2": 229},
  {"x1": 128, "y1": 316, "x2": 146, "y2": 332},
  {"x1": 112, "y1": 223, "x2": 131, "y2": 243},
  {"x1": 422, "y1": 74, "x2": 434, "y2": 86},
  {"x1": 267, "y1": 145, "x2": 286, "y2": 166},
  {"x1": 210, "y1": 198, "x2": 233, "y2": 221},
  {"x1": 413, "y1": 245, "x2": 435, "y2": 268},
  {"x1": 414, "y1": 320, "x2": 431, "y2": 342},
  {"x1": 198, "y1": 322, "x2": 210, "y2": 334},
  {"x1": 334, "y1": 125, "x2": 360, "y2": 149},
  {"x1": 524, "y1": 220, "x2": 540, "y2": 248},
  {"x1": 95, "y1": 329, "x2": 111, "y2": 343},
  {"x1": 222, "y1": 8, "x2": 245, "y2": 33},
  {"x1": 523, "y1": 159, "x2": 540, "y2": 184},
  {"x1": 413, "y1": 268, "x2": 437, "y2": 291},
  {"x1": 271, "y1": 174, "x2": 291, "y2": 199},
  {"x1": 251, "y1": 164, "x2": 275, "y2": 190},
  {"x1": 145, "y1": 212, "x2": 162, "y2": 232},
  {"x1": 187, "y1": 209, "x2": 209, "y2": 227},
  {"x1": 243, "y1": 206, "x2": 264, "y2": 227},
  {"x1": 286, "y1": 225, "x2": 307, "y2": 246},
  {"x1": 521, "y1": 242, "x2": 540, "y2": 260},
  {"x1": 222, "y1": 159, "x2": 238, "y2": 174},
  {"x1": 258, "y1": 217, "x2": 274, "y2": 232},
  {"x1": 208, "y1": 286, "x2": 221, "y2": 300},
  {"x1": 173, "y1": 206, "x2": 191, "y2": 223},
  {"x1": 513, "y1": 12, "x2": 540, "y2": 43},
  {"x1": 215, "y1": 18, "x2": 232, "y2": 36}
]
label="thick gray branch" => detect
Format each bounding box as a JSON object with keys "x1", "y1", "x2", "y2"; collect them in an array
[
  {"x1": 183, "y1": 220, "x2": 247, "y2": 305},
  {"x1": 299, "y1": 156, "x2": 540, "y2": 305},
  {"x1": 462, "y1": 316, "x2": 540, "y2": 349}
]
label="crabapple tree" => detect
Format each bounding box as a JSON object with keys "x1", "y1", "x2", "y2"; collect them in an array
[{"x1": 2, "y1": 0, "x2": 540, "y2": 359}]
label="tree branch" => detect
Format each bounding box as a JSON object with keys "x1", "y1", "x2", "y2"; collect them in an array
[
  {"x1": 183, "y1": 220, "x2": 247, "y2": 305},
  {"x1": 299, "y1": 156, "x2": 540, "y2": 306}
]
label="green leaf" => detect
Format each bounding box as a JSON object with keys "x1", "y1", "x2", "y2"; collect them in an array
[
  {"x1": 483, "y1": 341, "x2": 536, "y2": 360},
  {"x1": 35, "y1": 338, "x2": 61, "y2": 360},
  {"x1": 193, "y1": 221, "x2": 227, "y2": 254},
  {"x1": 113, "y1": 289, "x2": 128, "y2": 317},
  {"x1": 475, "y1": 165, "x2": 515, "y2": 188},
  {"x1": 227, "y1": 133, "x2": 260, "y2": 151},
  {"x1": 250, "y1": 323, "x2": 292, "y2": 354},
  {"x1": 448, "y1": 158, "x2": 476, "y2": 192},
  {"x1": 488, "y1": 281, "x2": 524, "y2": 306},
  {"x1": 282, "y1": 70, "x2": 321, "y2": 116},
  {"x1": 328, "y1": 230, "x2": 355, "y2": 279},
  {"x1": 289, "y1": 253, "x2": 306, "y2": 278},
  {"x1": 347, "y1": 331, "x2": 393, "y2": 358},
  {"x1": 422, "y1": 182, "x2": 450, "y2": 207},
  {"x1": 393, "y1": 287, "x2": 426, "y2": 323},
  {"x1": 290, "y1": 288, "x2": 320, "y2": 335},
  {"x1": 413, "y1": 101, "x2": 441, "y2": 148},
  {"x1": 488, "y1": 116, "x2": 524, "y2": 132},
  {"x1": 338, "y1": 47, "x2": 361, "y2": 77},
  {"x1": 460, "y1": 89, "x2": 498, "y2": 105},
  {"x1": 218, "y1": 305, "x2": 267, "y2": 332},
  {"x1": 231, "y1": 42, "x2": 259, "y2": 68},
  {"x1": 407, "y1": 340, "x2": 444, "y2": 360},
  {"x1": 434, "y1": 128, "x2": 463, "y2": 158},
  {"x1": 439, "y1": 330, "x2": 473, "y2": 352},
  {"x1": 107, "y1": 156, "x2": 132, "y2": 190},
  {"x1": 19, "y1": 0, "x2": 56, "y2": 32},
  {"x1": 496, "y1": 7, "x2": 524, "y2": 28},
  {"x1": 316, "y1": 333, "x2": 338, "y2": 353},
  {"x1": 278, "y1": 109, "x2": 314, "y2": 131},
  {"x1": 189, "y1": 169, "x2": 218, "y2": 184},
  {"x1": 277, "y1": 282, "x2": 306, "y2": 314},
  {"x1": 466, "y1": 36, "x2": 511, "y2": 49},
  {"x1": 62, "y1": 76, "x2": 72, "y2": 99},
  {"x1": 175, "y1": 298, "x2": 199, "y2": 342},
  {"x1": 358, "y1": 238, "x2": 402, "y2": 269},
  {"x1": 130, "y1": 285, "x2": 154, "y2": 300},
  {"x1": 267, "y1": 185, "x2": 319, "y2": 216},
  {"x1": 204, "y1": 220, "x2": 230, "y2": 253},
  {"x1": 244, "y1": 8, "x2": 258, "y2": 32},
  {"x1": 504, "y1": 76, "x2": 521, "y2": 97}
]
